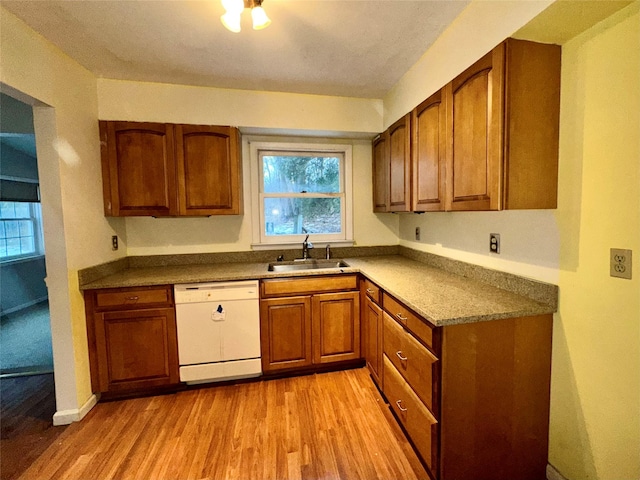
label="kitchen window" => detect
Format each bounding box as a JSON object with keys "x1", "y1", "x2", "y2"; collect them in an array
[
  {"x1": 250, "y1": 141, "x2": 353, "y2": 247},
  {"x1": 0, "y1": 201, "x2": 44, "y2": 261}
]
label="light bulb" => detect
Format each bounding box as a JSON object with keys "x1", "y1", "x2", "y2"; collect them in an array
[
  {"x1": 251, "y1": 6, "x2": 271, "y2": 30},
  {"x1": 221, "y1": 12, "x2": 242, "y2": 32},
  {"x1": 221, "y1": 0, "x2": 244, "y2": 14}
]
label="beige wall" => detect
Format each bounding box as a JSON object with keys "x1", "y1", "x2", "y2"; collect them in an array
[
  {"x1": 97, "y1": 79, "x2": 383, "y2": 134},
  {"x1": 0, "y1": 8, "x2": 125, "y2": 419},
  {"x1": 550, "y1": 4, "x2": 639, "y2": 478}
]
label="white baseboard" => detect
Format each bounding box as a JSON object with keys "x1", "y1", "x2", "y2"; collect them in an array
[
  {"x1": 52, "y1": 394, "x2": 98, "y2": 426},
  {"x1": 547, "y1": 463, "x2": 569, "y2": 480}
]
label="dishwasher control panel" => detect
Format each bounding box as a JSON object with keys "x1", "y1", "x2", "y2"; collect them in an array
[{"x1": 174, "y1": 281, "x2": 259, "y2": 304}]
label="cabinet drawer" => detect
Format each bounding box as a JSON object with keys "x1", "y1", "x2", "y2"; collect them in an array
[
  {"x1": 362, "y1": 277, "x2": 381, "y2": 305},
  {"x1": 383, "y1": 355, "x2": 438, "y2": 472},
  {"x1": 383, "y1": 312, "x2": 438, "y2": 415},
  {"x1": 383, "y1": 292, "x2": 434, "y2": 351},
  {"x1": 261, "y1": 275, "x2": 358, "y2": 297},
  {"x1": 94, "y1": 286, "x2": 173, "y2": 310}
]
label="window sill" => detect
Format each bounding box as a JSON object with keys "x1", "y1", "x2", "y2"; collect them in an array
[
  {"x1": 0, "y1": 254, "x2": 45, "y2": 266},
  {"x1": 251, "y1": 240, "x2": 354, "y2": 251}
]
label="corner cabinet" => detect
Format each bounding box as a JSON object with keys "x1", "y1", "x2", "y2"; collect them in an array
[
  {"x1": 372, "y1": 132, "x2": 389, "y2": 212},
  {"x1": 84, "y1": 285, "x2": 180, "y2": 396},
  {"x1": 373, "y1": 114, "x2": 411, "y2": 213},
  {"x1": 99, "y1": 121, "x2": 243, "y2": 216},
  {"x1": 259, "y1": 275, "x2": 360, "y2": 374},
  {"x1": 372, "y1": 38, "x2": 560, "y2": 213}
]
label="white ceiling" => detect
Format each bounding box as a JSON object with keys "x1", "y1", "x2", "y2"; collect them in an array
[{"x1": 1, "y1": 0, "x2": 471, "y2": 99}]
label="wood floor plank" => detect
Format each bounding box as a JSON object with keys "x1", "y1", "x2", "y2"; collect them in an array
[{"x1": 10, "y1": 368, "x2": 428, "y2": 480}]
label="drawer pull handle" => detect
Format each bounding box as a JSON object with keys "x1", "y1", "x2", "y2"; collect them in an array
[
  {"x1": 396, "y1": 400, "x2": 408, "y2": 412},
  {"x1": 366, "y1": 288, "x2": 375, "y2": 294},
  {"x1": 396, "y1": 313, "x2": 408, "y2": 321},
  {"x1": 125, "y1": 296, "x2": 139, "y2": 301},
  {"x1": 395, "y1": 351, "x2": 408, "y2": 362}
]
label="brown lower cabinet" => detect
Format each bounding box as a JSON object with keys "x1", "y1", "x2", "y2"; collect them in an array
[
  {"x1": 84, "y1": 285, "x2": 180, "y2": 395},
  {"x1": 361, "y1": 277, "x2": 383, "y2": 384},
  {"x1": 260, "y1": 275, "x2": 360, "y2": 374},
  {"x1": 375, "y1": 289, "x2": 553, "y2": 480}
]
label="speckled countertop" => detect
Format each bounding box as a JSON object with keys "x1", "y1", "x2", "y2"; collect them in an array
[
  {"x1": 344, "y1": 257, "x2": 555, "y2": 326},
  {"x1": 80, "y1": 251, "x2": 557, "y2": 328}
]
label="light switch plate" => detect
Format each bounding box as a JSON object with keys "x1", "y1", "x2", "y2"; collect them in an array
[{"x1": 610, "y1": 248, "x2": 632, "y2": 279}]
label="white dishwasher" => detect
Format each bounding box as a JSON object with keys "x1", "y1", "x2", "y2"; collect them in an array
[{"x1": 174, "y1": 280, "x2": 261, "y2": 384}]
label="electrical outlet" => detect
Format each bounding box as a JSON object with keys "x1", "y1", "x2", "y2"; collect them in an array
[
  {"x1": 489, "y1": 233, "x2": 500, "y2": 254},
  {"x1": 415, "y1": 227, "x2": 421, "y2": 241},
  {"x1": 610, "y1": 248, "x2": 632, "y2": 279},
  {"x1": 111, "y1": 235, "x2": 119, "y2": 251}
]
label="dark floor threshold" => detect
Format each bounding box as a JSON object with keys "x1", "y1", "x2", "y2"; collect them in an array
[{"x1": 0, "y1": 365, "x2": 54, "y2": 379}]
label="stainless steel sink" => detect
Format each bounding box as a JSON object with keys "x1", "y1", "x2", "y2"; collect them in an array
[{"x1": 267, "y1": 259, "x2": 350, "y2": 272}]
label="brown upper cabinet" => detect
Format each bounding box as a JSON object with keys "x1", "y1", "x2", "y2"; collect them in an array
[
  {"x1": 372, "y1": 131, "x2": 389, "y2": 212},
  {"x1": 412, "y1": 90, "x2": 447, "y2": 212},
  {"x1": 373, "y1": 38, "x2": 561, "y2": 213},
  {"x1": 446, "y1": 39, "x2": 560, "y2": 211},
  {"x1": 100, "y1": 121, "x2": 243, "y2": 216},
  {"x1": 372, "y1": 114, "x2": 411, "y2": 213},
  {"x1": 388, "y1": 114, "x2": 411, "y2": 212}
]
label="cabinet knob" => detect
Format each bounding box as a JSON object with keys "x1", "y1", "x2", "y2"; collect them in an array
[
  {"x1": 396, "y1": 399, "x2": 408, "y2": 412},
  {"x1": 125, "y1": 296, "x2": 139, "y2": 302}
]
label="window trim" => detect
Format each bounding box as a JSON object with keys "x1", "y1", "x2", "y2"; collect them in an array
[{"x1": 250, "y1": 141, "x2": 353, "y2": 249}]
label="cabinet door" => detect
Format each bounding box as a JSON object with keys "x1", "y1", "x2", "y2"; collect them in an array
[
  {"x1": 175, "y1": 125, "x2": 243, "y2": 215},
  {"x1": 372, "y1": 132, "x2": 389, "y2": 212},
  {"x1": 388, "y1": 114, "x2": 411, "y2": 212},
  {"x1": 100, "y1": 121, "x2": 178, "y2": 216},
  {"x1": 94, "y1": 308, "x2": 179, "y2": 393},
  {"x1": 363, "y1": 296, "x2": 382, "y2": 384},
  {"x1": 445, "y1": 44, "x2": 505, "y2": 211},
  {"x1": 312, "y1": 291, "x2": 360, "y2": 364},
  {"x1": 260, "y1": 296, "x2": 312, "y2": 372},
  {"x1": 412, "y1": 90, "x2": 446, "y2": 212}
]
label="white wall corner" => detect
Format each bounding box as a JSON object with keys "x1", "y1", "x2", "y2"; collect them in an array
[
  {"x1": 547, "y1": 463, "x2": 569, "y2": 480},
  {"x1": 52, "y1": 393, "x2": 98, "y2": 426}
]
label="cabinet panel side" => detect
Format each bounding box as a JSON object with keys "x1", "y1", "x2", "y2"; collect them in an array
[
  {"x1": 440, "y1": 315, "x2": 552, "y2": 480},
  {"x1": 503, "y1": 39, "x2": 561, "y2": 210}
]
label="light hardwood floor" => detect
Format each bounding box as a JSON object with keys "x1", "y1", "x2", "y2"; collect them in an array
[{"x1": 12, "y1": 368, "x2": 429, "y2": 480}]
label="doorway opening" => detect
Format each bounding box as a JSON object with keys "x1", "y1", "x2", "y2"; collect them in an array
[{"x1": 0, "y1": 93, "x2": 52, "y2": 378}]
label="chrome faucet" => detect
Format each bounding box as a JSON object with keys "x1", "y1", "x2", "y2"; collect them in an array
[
  {"x1": 325, "y1": 244, "x2": 331, "y2": 259},
  {"x1": 302, "y1": 234, "x2": 313, "y2": 260}
]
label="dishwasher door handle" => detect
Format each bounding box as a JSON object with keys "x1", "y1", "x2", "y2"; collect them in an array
[{"x1": 211, "y1": 305, "x2": 226, "y2": 321}]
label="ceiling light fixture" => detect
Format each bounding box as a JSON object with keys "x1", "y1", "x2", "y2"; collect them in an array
[{"x1": 221, "y1": 0, "x2": 271, "y2": 33}]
